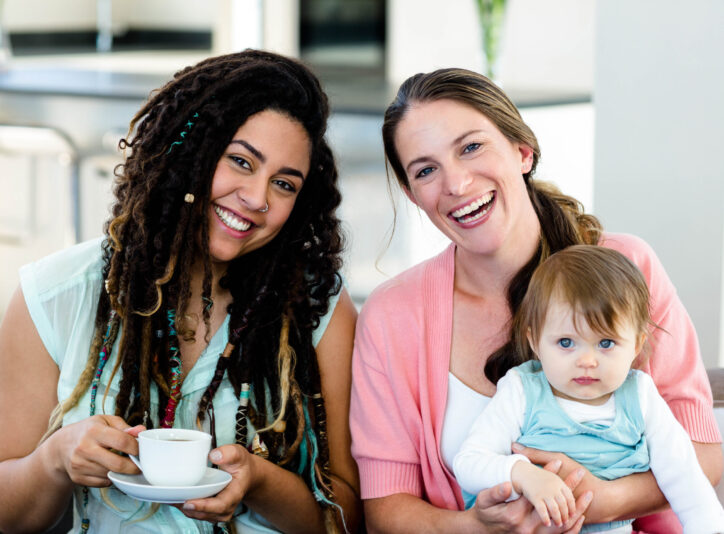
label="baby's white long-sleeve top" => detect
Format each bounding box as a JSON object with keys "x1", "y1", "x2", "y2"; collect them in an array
[{"x1": 452, "y1": 368, "x2": 724, "y2": 534}]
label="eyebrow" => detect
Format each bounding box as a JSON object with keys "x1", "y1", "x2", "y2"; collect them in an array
[
  {"x1": 230, "y1": 139, "x2": 305, "y2": 181},
  {"x1": 230, "y1": 139, "x2": 264, "y2": 162},
  {"x1": 404, "y1": 129, "x2": 483, "y2": 173},
  {"x1": 279, "y1": 167, "x2": 305, "y2": 181}
]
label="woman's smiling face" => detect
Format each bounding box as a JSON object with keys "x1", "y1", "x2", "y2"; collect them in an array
[
  {"x1": 207, "y1": 109, "x2": 311, "y2": 264},
  {"x1": 394, "y1": 98, "x2": 536, "y2": 258}
]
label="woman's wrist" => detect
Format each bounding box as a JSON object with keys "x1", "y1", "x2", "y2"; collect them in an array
[
  {"x1": 238, "y1": 450, "x2": 273, "y2": 502},
  {"x1": 584, "y1": 477, "x2": 617, "y2": 523},
  {"x1": 38, "y1": 432, "x2": 70, "y2": 483},
  {"x1": 458, "y1": 506, "x2": 491, "y2": 534}
]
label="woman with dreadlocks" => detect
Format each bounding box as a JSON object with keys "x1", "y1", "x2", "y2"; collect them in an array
[{"x1": 0, "y1": 50, "x2": 360, "y2": 533}]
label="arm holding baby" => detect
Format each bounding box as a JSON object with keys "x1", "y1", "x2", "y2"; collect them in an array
[
  {"x1": 636, "y1": 370, "x2": 724, "y2": 532},
  {"x1": 454, "y1": 369, "x2": 576, "y2": 528}
]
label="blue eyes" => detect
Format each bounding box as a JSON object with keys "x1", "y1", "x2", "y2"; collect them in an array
[
  {"x1": 412, "y1": 142, "x2": 482, "y2": 179},
  {"x1": 556, "y1": 338, "x2": 616, "y2": 349}
]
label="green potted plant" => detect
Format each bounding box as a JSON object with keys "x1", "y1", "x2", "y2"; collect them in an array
[{"x1": 475, "y1": 0, "x2": 507, "y2": 81}]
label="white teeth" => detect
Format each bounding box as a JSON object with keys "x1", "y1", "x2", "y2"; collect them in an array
[
  {"x1": 214, "y1": 205, "x2": 252, "y2": 232},
  {"x1": 457, "y1": 204, "x2": 491, "y2": 223},
  {"x1": 451, "y1": 192, "x2": 494, "y2": 218}
]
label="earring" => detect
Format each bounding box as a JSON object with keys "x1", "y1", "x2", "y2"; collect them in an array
[{"x1": 258, "y1": 202, "x2": 269, "y2": 213}]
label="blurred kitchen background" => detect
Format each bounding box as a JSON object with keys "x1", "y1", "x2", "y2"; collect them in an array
[{"x1": 0, "y1": 0, "x2": 722, "y2": 369}]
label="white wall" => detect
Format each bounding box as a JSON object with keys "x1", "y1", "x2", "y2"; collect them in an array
[
  {"x1": 502, "y1": 0, "x2": 594, "y2": 93},
  {"x1": 522, "y1": 104, "x2": 594, "y2": 212},
  {"x1": 386, "y1": 0, "x2": 483, "y2": 86},
  {"x1": 386, "y1": 0, "x2": 594, "y2": 91},
  {"x1": 594, "y1": 0, "x2": 724, "y2": 367},
  {"x1": 212, "y1": 0, "x2": 299, "y2": 56}
]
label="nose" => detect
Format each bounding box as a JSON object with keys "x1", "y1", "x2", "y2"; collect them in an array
[
  {"x1": 237, "y1": 175, "x2": 268, "y2": 213},
  {"x1": 443, "y1": 164, "x2": 473, "y2": 196},
  {"x1": 576, "y1": 349, "x2": 598, "y2": 369}
]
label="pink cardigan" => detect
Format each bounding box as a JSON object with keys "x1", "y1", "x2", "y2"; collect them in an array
[{"x1": 350, "y1": 232, "x2": 720, "y2": 528}]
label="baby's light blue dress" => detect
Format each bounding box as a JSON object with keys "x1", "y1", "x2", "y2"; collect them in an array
[{"x1": 517, "y1": 360, "x2": 650, "y2": 533}]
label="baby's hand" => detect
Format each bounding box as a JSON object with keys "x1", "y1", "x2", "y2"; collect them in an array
[{"x1": 511, "y1": 460, "x2": 576, "y2": 528}]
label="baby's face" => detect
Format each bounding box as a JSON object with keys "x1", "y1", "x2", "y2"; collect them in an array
[{"x1": 529, "y1": 298, "x2": 642, "y2": 406}]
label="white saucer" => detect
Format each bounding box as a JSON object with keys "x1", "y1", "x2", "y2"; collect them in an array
[{"x1": 108, "y1": 467, "x2": 232, "y2": 503}]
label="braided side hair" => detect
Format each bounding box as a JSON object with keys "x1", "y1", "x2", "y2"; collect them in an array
[
  {"x1": 483, "y1": 180, "x2": 601, "y2": 383},
  {"x1": 46, "y1": 50, "x2": 345, "y2": 531}
]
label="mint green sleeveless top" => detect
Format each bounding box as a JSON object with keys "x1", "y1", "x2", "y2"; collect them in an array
[{"x1": 21, "y1": 238, "x2": 341, "y2": 534}]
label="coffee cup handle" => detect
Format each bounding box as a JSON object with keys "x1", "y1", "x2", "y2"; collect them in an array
[{"x1": 128, "y1": 454, "x2": 142, "y2": 471}]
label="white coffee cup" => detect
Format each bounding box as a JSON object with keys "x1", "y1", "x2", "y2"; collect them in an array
[{"x1": 129, "y1": 428, "x2": 212, "y2": 486}]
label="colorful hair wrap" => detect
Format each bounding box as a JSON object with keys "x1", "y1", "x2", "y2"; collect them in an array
[
  {"x1": 166, "y1": 112, "x2": 199, "y2": 154},
  {"x1": 82, "y1": 309, "x2": 119, "y2": 531},
  {"x1": 299, "y1": 400, "x2": 347, "y2": 531},
  {"x1": 161, "y1": 309, "x2": 182, "y2": 428},
  {"x1": 89, "y1": 310, "x2": 118, "y2": 415}
]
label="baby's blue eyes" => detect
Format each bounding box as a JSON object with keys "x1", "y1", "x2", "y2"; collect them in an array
[
  {"x1": 556, "y1": 338, "x2": 616, "y2": 349},
  {"x1": 558, "y1": 338, "x2": 573, "y2": 348}
]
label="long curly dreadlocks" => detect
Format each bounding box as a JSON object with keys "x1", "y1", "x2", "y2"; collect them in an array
[{"x1": 45, "y1": 50, "x2": 345, "y2": 531}]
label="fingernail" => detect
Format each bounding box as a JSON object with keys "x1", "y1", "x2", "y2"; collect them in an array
[
  {"x1": 575, "y1": 468, "x2": 585, "y2": 480},
  {"x1": 183, "y1": 503, "x2": 195, "y2": 510},
  {"x1": 511, "y1": 443, "x2": 523, "y2": 452},
  {"x1": 584, "y1": 491, "x2": 593, "y2": 504},
  {"x1": 552, "y1": 459, "x2": 562, "y2": 469},
  {"x1": 209, "y1": 450, "x2": 222, "y2": 462}
]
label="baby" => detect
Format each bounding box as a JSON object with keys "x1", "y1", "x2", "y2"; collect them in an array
[{"x1": 453, "y1": 245, "x2": 724, "y2": 533}]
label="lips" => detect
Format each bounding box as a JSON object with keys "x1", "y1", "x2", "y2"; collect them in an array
[
  {"x1": 573, "y1": 377, "x2": 599, "y2": 385},
  {"x1": 213, "y1": 204, "x2": 253, "y2": 232}
]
